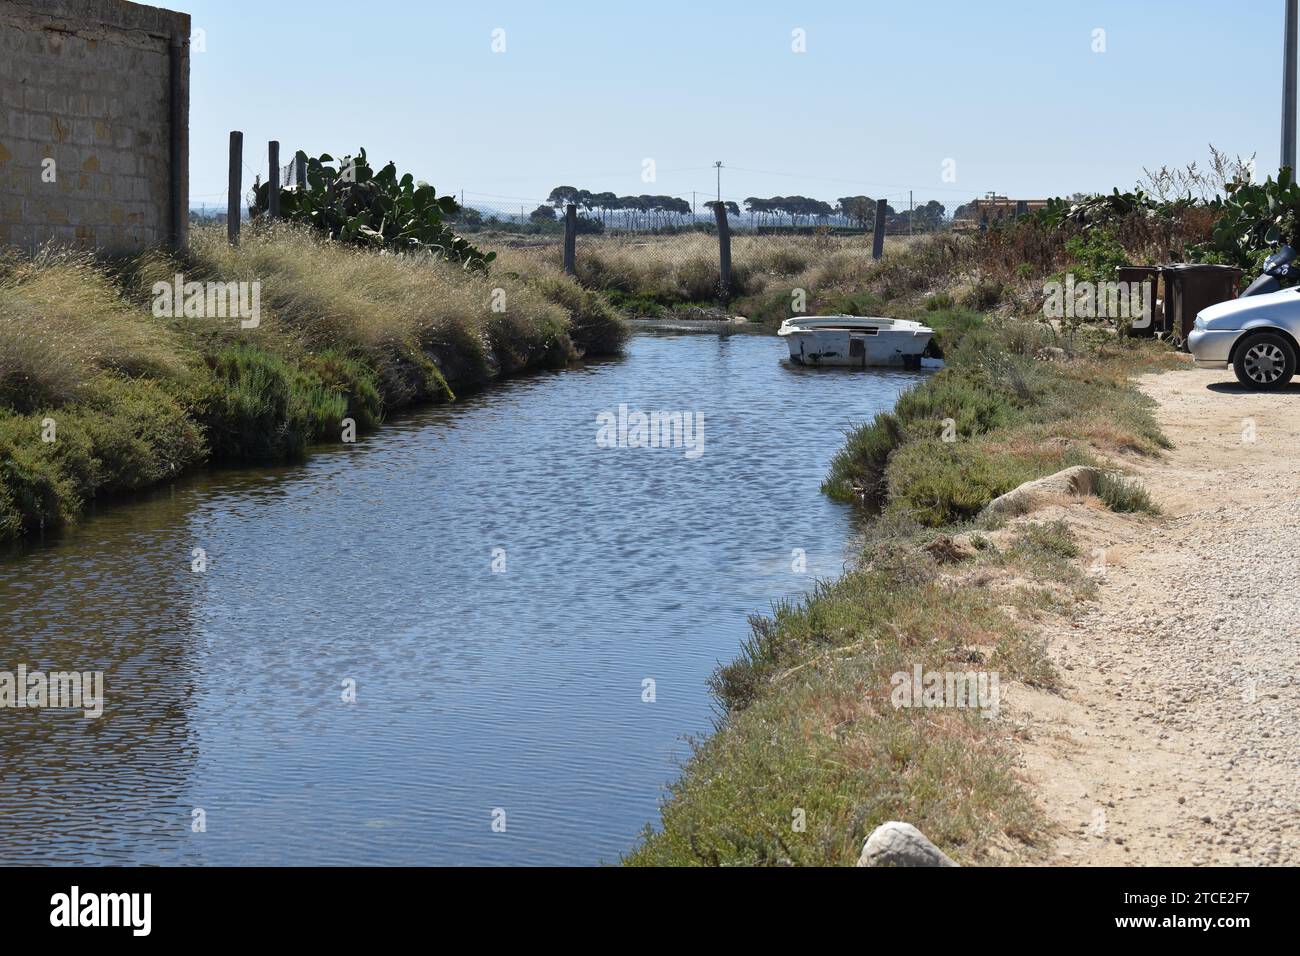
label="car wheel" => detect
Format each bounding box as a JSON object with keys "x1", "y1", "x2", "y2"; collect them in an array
[{"x1": 1232, "y1": 332, "x2": 1297, "y2": 390}]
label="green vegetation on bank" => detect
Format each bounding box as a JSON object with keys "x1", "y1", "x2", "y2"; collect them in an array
[
  {"x1": 822, "y1": 309, "x2": 1175, "y2": 524},
  {"x1": 0, "y1": 224, "x2": 627, "y2": 542},
  {"x1": 627, "y1": 514, "x2": 1088, "y2": 866}
]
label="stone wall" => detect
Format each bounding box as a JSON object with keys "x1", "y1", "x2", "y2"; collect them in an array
[{"x1": 0, "y1": 0, "x2": 189, "y2": 253}]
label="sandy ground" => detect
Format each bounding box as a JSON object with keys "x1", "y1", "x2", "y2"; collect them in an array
[{"x1": 1008, "y1": 365, "x2": 1300, "y2": 866}]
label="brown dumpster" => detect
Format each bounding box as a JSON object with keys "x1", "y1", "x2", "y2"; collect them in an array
[
  {"x1": 1159, "y1": 264, "x2": 1243, "y2": 349},
  {"x1": 1116, "y1": 265, "x2": 1161, "y2": 337}
]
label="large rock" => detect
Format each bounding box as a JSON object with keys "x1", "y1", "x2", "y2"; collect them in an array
[
  {"x1": 857, "y1": 822, "x2": 958, "y2": 867},
  {"x1": 981, "y1": 465, "x2": 1102, "y2": 519}
]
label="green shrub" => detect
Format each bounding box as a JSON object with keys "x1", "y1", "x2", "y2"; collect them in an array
[
  {"x1": 1094, "y1": 471, "x2": 1160, "y2": 514},
  {"x1": 922, "y1": 307, "x2": 987, "y2": 356},
  {"x1": 0, "y1": 376, "x2": 205, "y2": 538},
  {"x1": 822, "y1": 411, "x2": 905, "y2": 502},
  {"x1": 893, "y1": 368, "x2": 1013, "y2": 439},
  {"x1": 1008, "y1": 520, "x2": 1080, "y2": 561},
  {"x1": 201, "y1": 344, "x2": 347, "y2": 461},
  {"x1": 830, "y1": 291, "x2": 885, "y2": 316},
  {"x1": 73, "y1": 376, "x2": 208, "y2": 490},
  {"x1": 1063, "y1": 228, "x2": 1128, "y2": 285},
  {"x1": 885, "y1": 440, "x2": 1035, "y2": 526},
  {"x1": 301, "y1": 350, "x2": 385, "y2": 433},
  {"x1": 823, "y1": 356, "x2": 1017, "y2": 506},
  {"x1": 0, "y1": 416, "x2": 80, "y2": 533}
]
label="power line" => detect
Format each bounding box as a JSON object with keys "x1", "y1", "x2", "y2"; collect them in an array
[{"x1": 725, "y1": 164, "x2": 978, "y2": 196}]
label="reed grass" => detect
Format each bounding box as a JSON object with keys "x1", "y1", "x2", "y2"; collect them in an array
[{"x1": 0, "y1": 224, "x2": 628, "y2": 541}]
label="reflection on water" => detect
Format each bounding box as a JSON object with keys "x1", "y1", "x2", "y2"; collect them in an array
[{"x1": 0, "y1": 332, "x2": 923, "y2": 865}]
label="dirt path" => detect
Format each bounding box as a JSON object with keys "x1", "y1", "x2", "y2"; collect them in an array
[{"x1": 1011, "y1": 366, "x2": 1300, "y2": 866}]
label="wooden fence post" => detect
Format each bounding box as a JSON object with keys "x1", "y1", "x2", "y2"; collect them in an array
[
  {"x1": 871, "y1": 198, "x2": 888, "y2": 260},
  {"x1": 228, "y1": 131, "x2": 242, "y2": 245},
  {"x1": 714, "y1": 202, "x2": 732, "y2": 301},
  {"x1": 563, "y1": 203, "x2": 577, "y2": 275},
  {"x1": 268, "y1": 141, "x2": 281, "y2": 219},
  {"x1": 295, "y1": 151, "x2": 307, "y2": 192}
]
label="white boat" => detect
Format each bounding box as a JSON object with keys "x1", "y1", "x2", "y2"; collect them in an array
[{"x1": 778, "y1": 315, "x2": 934, "y2": 368}]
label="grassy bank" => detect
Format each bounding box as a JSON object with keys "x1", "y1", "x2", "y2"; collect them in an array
[
  {"x1": 822, "y1": 309, "x2": 1175, "y2": 523},
  {"x1": 0, "y1": 224, "x2": 627, "y2": 542},
  {"x1": 627, "y1": 284, "x2": 1179, "y2": 865}
]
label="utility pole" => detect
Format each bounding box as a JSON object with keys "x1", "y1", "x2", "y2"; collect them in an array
[
  {"x1": 1285, "y1": 0, "x2": 1298, "y2": 172},
  {"x1": 909, "y1": 190, "x2": 914, "y2": 236},
  {"x1": 714, "y1": 161, "x2": 723, "y2": 203}
]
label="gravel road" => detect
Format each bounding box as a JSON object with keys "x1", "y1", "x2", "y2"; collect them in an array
[{"x1": 1013, "y1": 366, "x2": 1299, "y2": 866}]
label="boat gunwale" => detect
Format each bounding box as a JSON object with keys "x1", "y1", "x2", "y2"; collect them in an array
[{"x1": 778, "y1": 315, "x2": 934, "y2": 337}]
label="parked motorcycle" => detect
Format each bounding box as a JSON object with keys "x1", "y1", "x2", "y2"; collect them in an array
[{"x1": 1241, "y1": 244, "x2": 1296, "y2": 296}]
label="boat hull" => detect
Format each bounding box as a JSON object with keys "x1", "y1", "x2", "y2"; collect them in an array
[{"x1": 783, "y1": 328, "x2": 931, "y2": 368}]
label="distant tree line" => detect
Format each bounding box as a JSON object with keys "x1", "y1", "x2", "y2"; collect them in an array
[
  {"x1": 745, "y1": 195, "x2": 946, "y2": 232},
  {"x1": 546, "y1": 186, "x2": 693, "y2": 230},
  {"x1": 529, "y1": 185, "x2": 949, "y2": 233}
]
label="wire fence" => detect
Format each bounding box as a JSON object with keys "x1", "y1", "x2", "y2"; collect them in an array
[
  {"x1": 451, "y1": 196, "x2": 929, "y2": 240},
  {"x1": 189, "y1": 137, "x2": 1018, "y2": 306}
]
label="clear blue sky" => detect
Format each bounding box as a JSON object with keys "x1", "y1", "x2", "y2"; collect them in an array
[{"x1": 172, "y1": 0, "x2": 1285, "y2": 215}]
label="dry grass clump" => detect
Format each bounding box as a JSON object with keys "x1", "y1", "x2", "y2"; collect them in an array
[
  {"x1": 0, "y1": 249, "x2": 189, "y2": 412},
  {"x1": 171, "y1": 226, "x2": 564, "y2": 348},
  {"x1": 137, "y1": 224, "x2": 595, "y2": 401}
]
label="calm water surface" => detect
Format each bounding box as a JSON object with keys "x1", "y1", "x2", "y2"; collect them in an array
[{"x1": 0, "y1": 332, "x2": 923, "y2": 865}]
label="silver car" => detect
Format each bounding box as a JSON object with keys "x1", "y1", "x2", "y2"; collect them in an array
[{"x1": 1189, "y1": 288, "x2": 1300, "y2": 390}]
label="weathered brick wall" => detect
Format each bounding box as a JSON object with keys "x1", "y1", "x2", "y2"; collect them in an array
[{"x1": 0, "y1": 0, "x2": 188, "y2": 253}]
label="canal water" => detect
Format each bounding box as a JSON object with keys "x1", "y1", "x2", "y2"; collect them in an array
[{"x1": 0, "y1": 332, "x2": 924, "y2": 865}]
